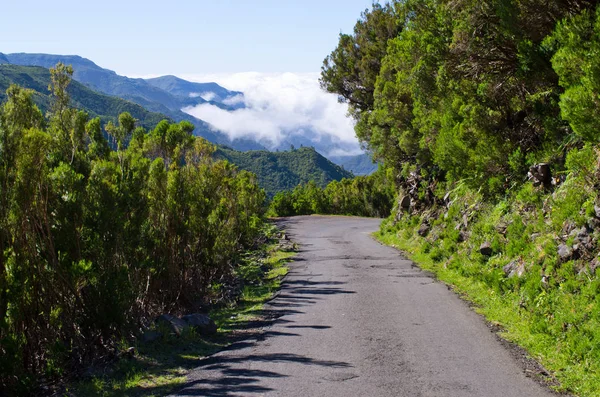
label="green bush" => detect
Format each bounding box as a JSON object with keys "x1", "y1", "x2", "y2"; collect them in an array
[{"x1": 0, "y1": 68, "x2": 266, "y2": 393}]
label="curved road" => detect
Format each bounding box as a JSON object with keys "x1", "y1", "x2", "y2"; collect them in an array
[{"x1": 173, "y1": 216, "x2": 556, "y2": 396}]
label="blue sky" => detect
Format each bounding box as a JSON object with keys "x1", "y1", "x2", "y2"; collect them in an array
[{"x1": 1, "y1": 0, "x2": 375, "y2": 76}]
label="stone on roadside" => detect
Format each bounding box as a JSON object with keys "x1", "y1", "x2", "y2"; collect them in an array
[
  {"x1": 557, "y1": 244, "x2": 572, "y2": 262},
  {"x1": 588, "y1": 217, "x2": 600, "y2": 231},
  {"x1": 503, "y1": 260, "x2": 525, "y2": 278},
  {"x1": 182, "y1": 313, "x2": 218, "y2": 335},
  {"x1": 156, "y1": 314, "x2": 189, "y2": 336},
  {"x1": 399, "y1": 195, "x2": 411, "y2": 210},
  {"x1": 591, "y1": 257, "x2": 600, "y2": 275},
  {"x1": 528, "y1": 163, "x2": 551, "y2": 186},
  {"x1": 141, "y1": 330, "x2": 163, "y2": 343},
  {"x1": 479, "y1": 241, "x2": 493, "y2": 256},
  {"x1": 579, "y1": 257, "x2": 600, "y2": 276},
  {"x1": 418, "y1": 223, "x2": 430, "y2": 237}
]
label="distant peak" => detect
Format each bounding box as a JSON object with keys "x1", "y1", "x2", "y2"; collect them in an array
[{"x1": 5, "y1": 52, "x2": 112, "y2": 73}]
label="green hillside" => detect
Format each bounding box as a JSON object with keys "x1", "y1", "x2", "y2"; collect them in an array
[
  {"x1": 216, "y1": 146, "x2": 354, "y2": 197},
  {"x1": 0, "y1": 64, "x2": 166, "y2": 129}
]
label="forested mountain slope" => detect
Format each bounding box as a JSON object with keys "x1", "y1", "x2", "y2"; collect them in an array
[
  {"x1": 216, "y1": 146, "x2": 354, "y2": 196},
  {"x1": 329, "y1": 153, "x2": 377, "y2": 175}
]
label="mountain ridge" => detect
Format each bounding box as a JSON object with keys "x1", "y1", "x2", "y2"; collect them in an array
[{"x1": 146, "y1": 75, "x2": 244, "y2": 110}]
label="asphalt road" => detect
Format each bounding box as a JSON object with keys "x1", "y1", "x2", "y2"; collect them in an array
[{"x1": 172, "y1": 216, "x2": 556, "y2": 396}]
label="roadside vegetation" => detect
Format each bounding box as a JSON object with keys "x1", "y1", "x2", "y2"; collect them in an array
[
  {"x1": 0, "y1": 64, "x2": 269, "y2": 395},
  {"x1": 267, "y1": 166, "x2": 395, "y2": 218},
  {"x1": 74, "y1": 224, "x2": 295, "y2": 397}
]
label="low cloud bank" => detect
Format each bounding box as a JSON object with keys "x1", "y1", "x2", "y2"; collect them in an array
[{"x1": 181, "y1": 72, "x2": 361, "y2": 156}]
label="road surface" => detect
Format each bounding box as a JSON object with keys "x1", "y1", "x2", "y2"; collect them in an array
[{"x1": 172, "y1": 216, "x2": 556, "y2": 396}]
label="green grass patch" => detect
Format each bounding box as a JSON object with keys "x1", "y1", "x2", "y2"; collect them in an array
[{"x1": 71, "y1": 225, "x2": 295, "y2": 397}]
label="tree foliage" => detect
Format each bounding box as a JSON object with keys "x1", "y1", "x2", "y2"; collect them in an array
[
  {"x1": 268, "y1": 167, "x2": 396, "y2": 218},
  {"x1": 321, "y1": 0, "x2": 600, "y2": 196}
]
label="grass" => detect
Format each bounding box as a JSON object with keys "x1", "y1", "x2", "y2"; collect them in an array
[{"x1": 71, "y1": 225, "x2": 295, "y2": 397}]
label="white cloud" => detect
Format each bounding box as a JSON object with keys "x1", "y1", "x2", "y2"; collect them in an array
[
  {"x1": 222, "y1": 94, "x2": 244, "y2": 106},
  {"x1": 199, "y1": 92, "x2": 217, "y2": 101},
  {"x1": 179, "y1": 72, "x2": 360, "y2": 155}
]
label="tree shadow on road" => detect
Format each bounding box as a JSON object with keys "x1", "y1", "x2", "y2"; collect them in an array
[{"x1": 168, "y1": 270, "x2": 356, "y2": 396}]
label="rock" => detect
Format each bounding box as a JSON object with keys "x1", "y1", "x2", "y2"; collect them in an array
[
  {"x1": 528, "y1": 163, "x2": 551, "y2": 186},
  {"x1": 595, "y1": 206, "x2": 600, "y2": 219},
  {"x1": 278, "y1": 240, "x2": 295, "y2": 251},
  {"x1": 182, "y1": 313, "x2": 218, "y2": 335},
  {"x1": 119, "y1": 347, "x2": 136, "y2": 359},
  {"x1": 537, "y1": 163, "x2": 551, "y2": 183},
  {"x1": 568, "y1": 229, "x2": 579, "y2": 238},
  {"x1": 141, "y1": 330, "x2": 162, "y2": 343},
  {"x1": 591, "y1": 257, "x2": 600, "y2": 274},
  {"x1": 562, "y1": 221, "x2": 576, "y2": 235},
  {"x1": 462, "y1": 214, "x2": 469, "y2": 229},
  {"x1": 579, "y1": 257, "x2": 600, "y2": 276},
  {"x1": 457, "y1": 231, "x2": 467, "y2": 243},
  {"x1": 495, "y1": 222, "x2": 508, "y2": 235},
  {"x1": 557, "y1": 244, "x2": 572, "y2": 262},
  {"x1": 581, "y1": 236, "x2": 594, "y2": 250},
  {"x1": 479, "y1": 241, "x2": 493, "y2": 256},
  {"x1": 503, "y1": 260, "x2": 525, "y2": 278},
  {"x1": 588, "y1": 218, "x2": 600, "y2": 231},
  {"x1": 530, "y1": 233, "x2": 540, "y2": 241},
  {"x1": 156, "y1": 314, "x2": 189, "y2": 336},
  {"x1": 399, "y1": 195, "x2": 411, "y2": 210},
  {"x1": 418, "y1": 223, "x2": 430, "y2": 237},
  {"x1": 577, "y1": 226, "x2": 589, "y2": 238}
]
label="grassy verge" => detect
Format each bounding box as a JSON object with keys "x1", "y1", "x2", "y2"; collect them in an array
[
  {"x1": 375, "y1": 174, "x2": 600, "y2": 396},
  {"x1": 71, "y1": 224, "x2": 296, "y2": 397}
]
